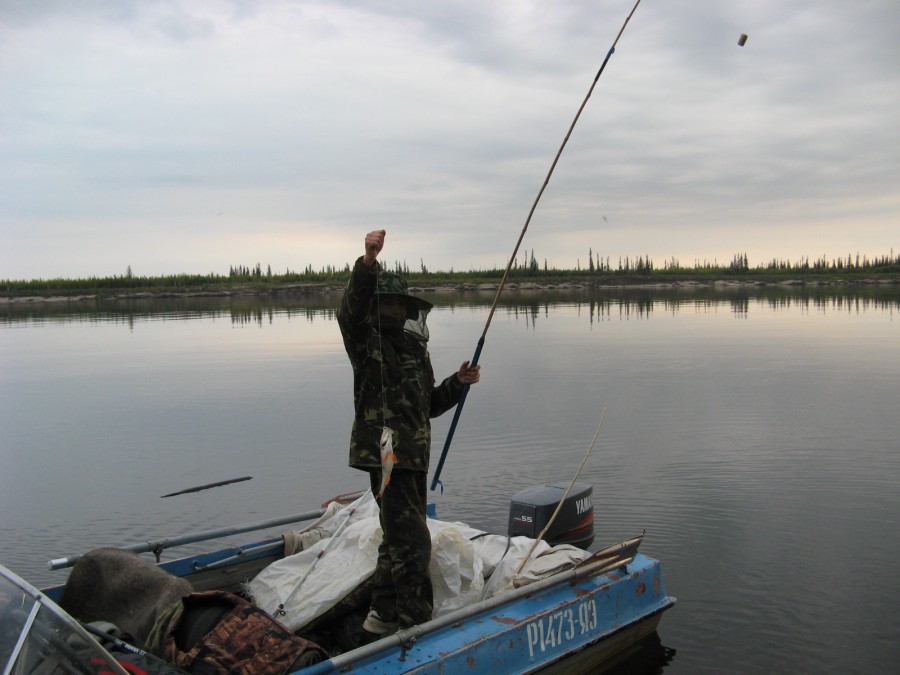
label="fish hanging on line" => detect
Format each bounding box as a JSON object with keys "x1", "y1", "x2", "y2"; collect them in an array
[{"x1": 378, "y1": 427, "x2": 397, "y2": 498}]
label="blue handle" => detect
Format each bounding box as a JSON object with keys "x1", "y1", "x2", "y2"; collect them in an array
[{"x1": 430, "y1": 337, "x2": 484, "y2": 491}]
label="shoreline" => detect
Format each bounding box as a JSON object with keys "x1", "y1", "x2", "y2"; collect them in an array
[{"x1": 2, "y1": 276, "x2": 897, "y2": 304}]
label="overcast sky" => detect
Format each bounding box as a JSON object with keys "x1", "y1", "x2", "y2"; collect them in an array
[{"x1": 2, "y1": 0, "x2": 898, "y2": 280}]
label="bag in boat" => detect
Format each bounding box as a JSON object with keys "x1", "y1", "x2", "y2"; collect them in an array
[
  {"x1": 148, "y1": 590, "x2": 327, "y2": 675},
  {"x1": 247, "y1": 493, "x2": 487, "y2": 631}
]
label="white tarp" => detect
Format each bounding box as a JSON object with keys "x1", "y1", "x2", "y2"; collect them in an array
[{"x1": 247, "y1": 492, "x2": 587, "y2": 632}]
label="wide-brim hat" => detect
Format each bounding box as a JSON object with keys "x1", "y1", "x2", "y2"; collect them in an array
[{"x1": 375, "y1": 271, "x2": 433, "y2": 318}]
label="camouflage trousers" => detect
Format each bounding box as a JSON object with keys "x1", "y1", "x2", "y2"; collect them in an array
[{"x1": 367, "y1": 468, "x2": 433, "y2": 629}]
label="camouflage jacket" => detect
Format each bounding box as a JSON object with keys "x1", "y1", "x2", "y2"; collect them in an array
[{"x1": 337, "y1": 257, "x2": 463, "y2": 472}]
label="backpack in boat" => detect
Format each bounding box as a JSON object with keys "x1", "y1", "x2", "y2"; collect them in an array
[{"x1": 153, "y1": 590, "x2": 327, "y2": 675}]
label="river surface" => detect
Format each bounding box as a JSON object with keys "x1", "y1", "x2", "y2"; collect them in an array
[{"x1": 2, "y1": 285, "x2": 898, "y2": 673}]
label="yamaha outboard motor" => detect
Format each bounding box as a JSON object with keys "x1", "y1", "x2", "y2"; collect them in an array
[{"x1": 508, "y1": 482, "x2": 594, "y2": 549}]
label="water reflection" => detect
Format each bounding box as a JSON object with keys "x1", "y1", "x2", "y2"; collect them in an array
[
  {"x1": 228, "y1": 305, "x2": 340, "y2": 328},
  {"x1": 2, "y1": 284, "x2": 896, "y2": 326},
  {"x1": 2, "y1": 283, "x2": 898, "y2": 673},
  {"x1": 606, "y1": 633, "x2": 678, "y2": 674},
  {"x1": 0, "y1": 294, "x2": 342, "y2": 328}
]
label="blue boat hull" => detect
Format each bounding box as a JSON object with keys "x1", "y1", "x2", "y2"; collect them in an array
[{"x1": 293, "y1": 553, "x2": 674, "y2": 674}]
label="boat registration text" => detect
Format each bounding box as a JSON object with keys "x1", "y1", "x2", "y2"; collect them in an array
[{"x1": 525, "y1": 597, "x2": 599, "y2": 658}]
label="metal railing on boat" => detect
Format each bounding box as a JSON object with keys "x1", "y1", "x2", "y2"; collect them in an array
[
  {"x1": 47, "y1": 491, "x2": 369, "y2": 572},
  {"x1": 47, "y1": 507, "x2": 328, "y2": 571}
]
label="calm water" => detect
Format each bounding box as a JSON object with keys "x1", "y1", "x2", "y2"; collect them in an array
[{"x1": 2, "y1": 286, "x2": 899, "y2": 673}]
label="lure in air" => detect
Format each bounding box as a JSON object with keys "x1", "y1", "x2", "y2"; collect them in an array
[
  {"x1": 378, "y1": 427, "x2": 397, "y2": 498},
  {"x1": 738, "y1": 33, "x2": 748, "y2": 46}
]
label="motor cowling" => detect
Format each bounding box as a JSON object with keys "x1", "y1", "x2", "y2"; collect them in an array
[{"x1": 508, "y1": 482, "x2": 594, "y2": 549}]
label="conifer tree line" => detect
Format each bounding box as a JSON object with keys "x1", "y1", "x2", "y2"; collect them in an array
[
  {"x1": 577, "y1": 250, "x2": 899, "y2": 275},
  {"x1": 4, "y1": 249, "x2": 898, "y2": 293}
]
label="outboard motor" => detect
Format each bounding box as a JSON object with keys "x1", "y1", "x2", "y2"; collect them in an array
[{"x1": 508, "y1": 482, "x2": 594, "y2": 549}]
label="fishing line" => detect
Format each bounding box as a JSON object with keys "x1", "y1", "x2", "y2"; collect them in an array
[
  {"x1": 431, "y1": 0, "x2": 644, "y2": 492},
  {"x1": 374, "y1": 266, "x2": 388, "y2": 423},
  {"x1": 374, "y1": 263, "x2": 396, "y2": 499}
]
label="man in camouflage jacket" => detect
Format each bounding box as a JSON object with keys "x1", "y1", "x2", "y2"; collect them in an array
[{"x1": 338, "y1": 229, "x2": 481, "y2": 634}]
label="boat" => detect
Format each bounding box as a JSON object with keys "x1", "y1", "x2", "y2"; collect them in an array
[{"x1": 2, "y1": 483, "x2": 675, "y2": 675}]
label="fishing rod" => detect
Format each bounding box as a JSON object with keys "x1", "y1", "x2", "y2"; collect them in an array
[
  {"x1": 430, "y1": 0, "x2": 644, "y2": 492},
  {"x1": 273, "y1": 490, "x2": 370, "y2": 618},
  {"x1": 514, "y1": 409, "x2": 606, "y2": 576}
]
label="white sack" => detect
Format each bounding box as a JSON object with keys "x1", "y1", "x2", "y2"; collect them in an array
[
  {"x1": 427, "y1": 520, "x2": 484, "y2": 616},
  {"x1": 249, "y1": 515, "x2": 381, "y2": 632},
  {"x1": 248, "y1": 493, "x2": 588, "y2": 632},
  {"x1": 247, "y1": 493, "x2": 483, "y2": 631}
]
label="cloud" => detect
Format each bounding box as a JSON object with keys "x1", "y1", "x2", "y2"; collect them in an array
[{"x1": 1, "y1": 0, "x2": 898, "y2": 279}]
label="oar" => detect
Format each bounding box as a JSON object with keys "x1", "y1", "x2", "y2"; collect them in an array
[
  {"x1": 430, "y1": 0, "x2": 644, "y2": 492},
  {"x1": 160, "y1": 475, "x2": 252, "y2": 498}
]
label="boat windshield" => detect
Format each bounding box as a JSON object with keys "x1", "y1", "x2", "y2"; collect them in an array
[{"x1": 0, "y1": 566, "x2": 128, "y2": 675}]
